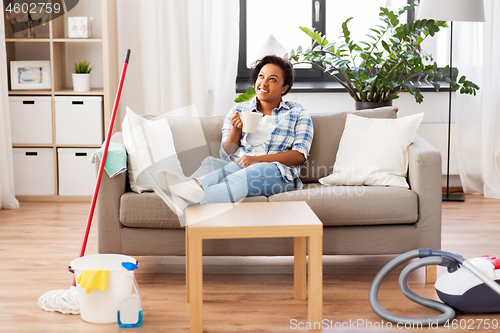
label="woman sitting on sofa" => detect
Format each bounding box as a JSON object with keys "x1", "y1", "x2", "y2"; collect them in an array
[{"x1": 159, "y1": 55, "x2": 313, "y2": 206}]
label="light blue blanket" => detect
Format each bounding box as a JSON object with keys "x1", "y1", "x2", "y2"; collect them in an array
[{"x1": 90, "y1": 141, "x2": 127, "y2": 178}]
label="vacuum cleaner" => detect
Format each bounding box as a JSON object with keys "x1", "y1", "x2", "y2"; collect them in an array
[{"x1": 369, "y1": 248, "x2": 500, "y2": 326}]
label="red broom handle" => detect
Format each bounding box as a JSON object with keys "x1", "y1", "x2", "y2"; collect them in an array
[{"x1": 72, "y1": 50, "x2": 131, "y2": 286}]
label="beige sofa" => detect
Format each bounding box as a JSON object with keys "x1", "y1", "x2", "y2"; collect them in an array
[{"x1": 96, "y1": 106, "x2": 442, "y2": 268}]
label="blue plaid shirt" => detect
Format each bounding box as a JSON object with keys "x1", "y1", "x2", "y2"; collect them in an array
[{"x1": 219, "y1": 98, "x2": 314, "y2": 189}]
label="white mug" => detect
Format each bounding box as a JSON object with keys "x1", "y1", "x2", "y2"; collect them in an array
[{"x1": 240, "y1": 111, "x2": 262, "y2": 133}]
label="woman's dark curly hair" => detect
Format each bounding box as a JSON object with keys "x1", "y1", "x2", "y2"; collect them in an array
[{"x1": 250, "y1": 55, "x2": 295, "y2": 96}]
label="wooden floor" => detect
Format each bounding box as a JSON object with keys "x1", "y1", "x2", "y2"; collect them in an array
[{"x1": 0, "y1": 195, "x2": 499, "y2": 332}]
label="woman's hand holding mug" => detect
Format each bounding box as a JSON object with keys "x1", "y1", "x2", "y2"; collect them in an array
[{"x1": 230, "y1": 111, "x2": 243, "y2": 130}]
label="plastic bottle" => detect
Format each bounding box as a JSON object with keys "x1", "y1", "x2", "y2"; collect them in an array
[{"x1": 117, "y1": 262, "x2": 143, "y2": 328}]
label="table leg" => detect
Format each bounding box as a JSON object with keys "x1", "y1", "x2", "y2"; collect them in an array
[
  {"x1": 294, "y1": 237, "x2": 307, "y2": 299},
  {"x1": 189, "y1": 237, "x2": 203, "y2": 333},
  {"x1": 186, "y1": 226, "x2": 190, "y2": 303},
  {"x1": 308, "y1": 235, "x2": 322, "y2": 329},
  {"x1": 426, "y1": 265, "x2": 437, "y2": 283}
]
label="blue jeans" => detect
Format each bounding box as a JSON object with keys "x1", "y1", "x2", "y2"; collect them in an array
[{"x1": 191, "y1": 157, "x2": 295, "y2": 204}]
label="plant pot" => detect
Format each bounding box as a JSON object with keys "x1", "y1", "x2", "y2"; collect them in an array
[
  {"x1": 355, "y1": 101, "x2": 393, "y2": 110},
  {"x1": 72, "y1": 73, "x2": 91, "y2": 92}
]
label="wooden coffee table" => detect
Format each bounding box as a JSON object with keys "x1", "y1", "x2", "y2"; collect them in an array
[{"x1": 185, "y1": 201, "x2": 323, "y2": 332}]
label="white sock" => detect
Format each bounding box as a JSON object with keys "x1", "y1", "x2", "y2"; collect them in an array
[{"x1": 156, "y1": 169, "x2": 205, "y2": 203}]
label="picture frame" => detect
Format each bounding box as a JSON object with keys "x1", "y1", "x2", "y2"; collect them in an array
[{"x1": 10, "y1": 61, "x2": 52, "y2": 90}]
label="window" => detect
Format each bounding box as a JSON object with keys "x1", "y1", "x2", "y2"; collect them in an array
[
  {"x1": 324, "y1": 0, "x2": 408, "y2": 47},
  {"x1": 245, "y1": 0, "x2": 314, "y2": 69},
  {"x1": 237, "y1": 0, "x2": 450, "y2": 90},
  {"x1": 238, "y1": 0, "x2": 324, "y2": 84},
  {"x1": 420, "y1": 23, "x2": 450, "y2": 67}
]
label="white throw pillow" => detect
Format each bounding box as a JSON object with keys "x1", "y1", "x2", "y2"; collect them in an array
[
  {"x1": 121, "y1": 106, "x2": 182, "y2": 193},
  {"x1": 319, "y1": 113, "x2": 424, "y2": 188}
]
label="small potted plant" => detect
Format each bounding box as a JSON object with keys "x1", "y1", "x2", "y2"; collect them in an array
[{"x1": 72, "y1": 60, "x2": 94, "y2": 92}]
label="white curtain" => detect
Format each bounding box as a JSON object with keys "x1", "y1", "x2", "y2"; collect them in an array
[
  {"x1": 480, "y1": 0, "x2": 500, "y2": 199},
  {"x1": 455, "y1": 0, "x2": 500, "y2": 199},
  {"x1": 116, "y1": 0, "x2": 239, "y2": 119},
  {"x1": 0, "y1": 14, "x2": 19, "y2": 209}
]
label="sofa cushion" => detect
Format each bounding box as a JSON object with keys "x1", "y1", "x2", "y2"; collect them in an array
[
  {"x1": 120, "y1": 192, "x2": 268, "y2": 229},
  {"x1": 151, "y1": 115, "x2": 225, "y2": 177},
  {"x1": 301, "y1": 106, "x2": 398, "y2": 184},
  {"x1": 318, "y1": 113, "x2": 423, "y2": 188},
  {"x1": 122, "y1": 107, "x2": 182, "y2": 193},
  {"x1": 268, "y1": 183, "x2": 418, "y2": 226},
  {"x1": 166, "y1": 116, "x2": 224, "y2": 156}
]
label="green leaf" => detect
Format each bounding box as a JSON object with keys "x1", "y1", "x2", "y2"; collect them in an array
[
  {"x1": 409, "y1": 21, "x2": 415, "y2": 32},
  {"x1": 234, "y1": 87, "x2": 256, "y2": 103},
  {"x1": 413, "y1": 89, "x2": 424, "y2": 103},
  {"x1": 322, "y1": 36, "x2": 329, "y2": 47},
  {"x1": 342, "y1": 17, "x2": 353, "y2": 42},
  {"x1": 323, "y1": 42, "x2": 335, "y2": 52},
  {"x1": 381, "y1": 40, "x2": 390, "y2": 52},
  {"x1": 389, "y1": 14, "x2": 399, "y2": 27},
  {"x1": 299, "y1": 26, "x2": 322, "y2": 45},
  {"x1": 73, "y1": 60, "x2": 94, "y2": 74},
  {"x1": 345, "y1": 72, "x2": 356, "y2": 80},
  {"x1": 359, "y1": 41, "x2": 371, "y2": 48},
  {"x1": 386, "y1": 94, "x2": 400, "y2": 101}
]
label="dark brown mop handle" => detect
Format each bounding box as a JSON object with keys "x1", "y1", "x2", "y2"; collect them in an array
[{"x1": 72, "y1": 49, "x2": 131, "y2": 286}]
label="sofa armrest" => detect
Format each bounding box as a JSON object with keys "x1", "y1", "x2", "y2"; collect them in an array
[
  {"x1": 94, "y1": 155, "x2": 128, "y2": 253},
  {"x1": 407, "y1": 134, "x2": 442, "y2": 249}
]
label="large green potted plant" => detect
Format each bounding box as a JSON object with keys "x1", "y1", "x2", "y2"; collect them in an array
[{"x1": 284, "y1": 4, "x2": 478, "y2": 109}]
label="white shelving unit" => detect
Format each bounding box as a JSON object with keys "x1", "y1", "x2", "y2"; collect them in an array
[{"x1": 5, "y1": 0, "x2": 118, "y2": 201}]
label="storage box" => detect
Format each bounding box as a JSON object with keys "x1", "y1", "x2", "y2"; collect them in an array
[
  {"x1": 55, "y1": 96, "x2": 103, "y2": 145},
  {"x1": 13, "y1": 148, "x2": 55, "y2": 195},
  {"x1": 9, "y1": 96, "x2": 52, "y2": 144},
  {"x1": 58, "y1": 148, "x2": 98, "y2": 196},
  {"x1": 68, "y1": 17, "x2": 94, "y2": 38}
]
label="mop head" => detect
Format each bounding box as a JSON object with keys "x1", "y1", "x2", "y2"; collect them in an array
[{"x1": 38, "y1": 286, "x2": 80, "y2": 315}]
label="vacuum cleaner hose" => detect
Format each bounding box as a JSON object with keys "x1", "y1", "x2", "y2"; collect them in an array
[
  {"x1": 398, "y1": 257, "x2": 456, "y2": 325},
  {"x1": 369, "y1": 250, "x2": 456, "y2": 326}
]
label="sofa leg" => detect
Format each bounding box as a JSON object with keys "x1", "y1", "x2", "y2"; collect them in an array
[{"x1": 425, "y1": 265, "x2": 437, "y2": 283}]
